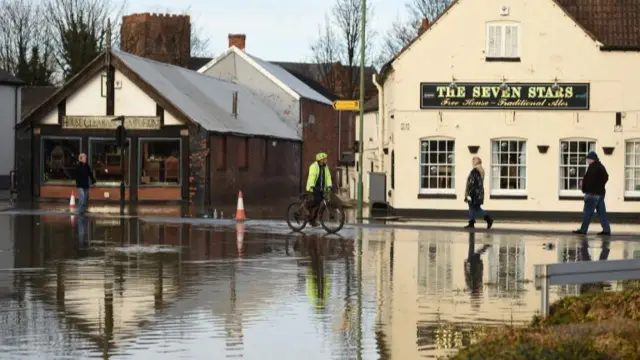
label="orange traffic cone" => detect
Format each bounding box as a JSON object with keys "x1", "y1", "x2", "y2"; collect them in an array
[
  {"x1": 236, "y1": 222, "x2": 245, "y2": 257},
  {"x1": 235, "y1": 190, "x2": 246, "y2": 221},
  {"x1": 69, "y1": 189, "x2": 76, "y2": 210}
]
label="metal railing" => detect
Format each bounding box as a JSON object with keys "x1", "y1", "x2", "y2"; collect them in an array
[{"x1": 534, "y1": 258, "x2": 640, "y2": 317}]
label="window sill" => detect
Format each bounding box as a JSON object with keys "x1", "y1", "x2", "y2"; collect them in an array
[
  {"x1": 417, "y1": 193, "x2": 457, "y2": 199},
  {"x1": 94, "y1": 183, "x2": 131, "y2": 188},
  {"x1": 485, "y1": 57, "x2": 521, "y2": 62},
  {"x1": 490, "y1": 194, "x2": 527, "y2": 200},
  {"x1": 139, "y1": 184, "x2": 181, "y2": 188},
  {"x1": 559, "y1": 195, "x2": 584, "y2": 200},
  {"x1": 624, "y1": 193, "x2": 640, "y2": 201}
]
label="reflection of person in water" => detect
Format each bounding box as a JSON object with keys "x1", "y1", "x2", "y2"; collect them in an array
[
  {"x1": 578, "y1": 239, "x2": 611, "y2": 293},
  {"x1": 305, "y1": 236, "x2": 330, "y2": 312},
  {"x1": 464, "y1": 233, "x2": 491, "y2": 299},
  {"x1": 76, "y1": 214, "x2": 89, "y2": 256}
]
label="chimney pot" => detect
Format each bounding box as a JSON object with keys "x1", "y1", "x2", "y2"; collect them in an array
[
  {"x1": 418, "y1": 18, "x2": 430, "y2": 36},
  {"x1": 228, "y1": 34, "x2": 246, "y2": 50}
]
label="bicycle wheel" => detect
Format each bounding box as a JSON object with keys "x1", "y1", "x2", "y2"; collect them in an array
[
  {"x1": 286, "y1": 201, "x2": 308, "y2": 232},
  {"x1": 318, "y1": 203, "x2": 345, "y2": 234}
]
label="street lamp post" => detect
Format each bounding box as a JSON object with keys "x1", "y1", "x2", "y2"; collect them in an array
[
  {"x1": 356, "y1": 0, "x2": 367, "y2": 223},
  {"x1": 112, "y1": 116, "x2": 126, "y2": 215}
]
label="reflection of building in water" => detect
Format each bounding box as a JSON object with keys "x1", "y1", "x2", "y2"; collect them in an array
[
  {"x1": 225, "y1": 263, "x2": 244, "y2": 358},
  {"x1": 417, "y1": 233, "x2": 453, "y2": 294},
  {"x1": 487, "y1": 237, "x2": 525, "y2": 297},
  {"x1": 624, "y1": 242, "x2": 640, "y2": 259}
]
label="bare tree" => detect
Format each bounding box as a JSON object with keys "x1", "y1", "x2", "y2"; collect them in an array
[
  {"x1": 310, "y1": 0, "x2": 376, "y2": 98},
  {"x1": 380, "y1": 0, "x2": 451, "y2": 64},
  {"x1": 0, "y1": 0, "x2": 55, "y2": 85},
  {"x1": 44, "y1": 0, "x2": 126, "y2": 80}
]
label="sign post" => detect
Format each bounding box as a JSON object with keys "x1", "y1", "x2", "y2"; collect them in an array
[
  {"x1": 357, "y1": 0, "x2": 366, "y2": 224},
  {"x1": 112, "y1": 116, "x2": 126, "y2": 215}
]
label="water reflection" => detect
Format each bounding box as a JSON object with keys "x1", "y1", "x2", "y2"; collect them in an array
[{"x1": 0, "y1": 214, "x2": 639, "y2": 359}]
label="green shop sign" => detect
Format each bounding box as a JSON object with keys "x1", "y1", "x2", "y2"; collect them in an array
[{"x1": 420, "y1": 82, "x2": 590, "y2": 110}]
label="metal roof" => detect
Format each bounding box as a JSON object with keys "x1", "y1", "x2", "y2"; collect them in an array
[{"x1": 114, "y1": 50, "x2": 300, "y2": 141}]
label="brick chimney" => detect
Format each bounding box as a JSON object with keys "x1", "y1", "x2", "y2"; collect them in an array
[
  {"x1": 228, "y1": 34, "x2": 246, "y2": 50},
  {"x1": 418, "y1": 18, "x2": 430, "y2": 36},
  {"x1": 120, "y1": 13, "x2": 191, "y2": 68}
]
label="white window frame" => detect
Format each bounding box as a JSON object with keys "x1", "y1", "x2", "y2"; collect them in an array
[
  {"x1": 419, "y1": 138, "x2": 456, "y2": 195},
  {"x1": 559, "y1": 139, "x2": 596, "y2": 197},
  {"x1": 624, "y1": 139, "x2": 640, "y2": 197},
  {"x1": 490, "y1": 139, "x2": 527, "y2": 196},
  {"x1": 485, "y1": 22, "x2": 521, "y2": 59}
]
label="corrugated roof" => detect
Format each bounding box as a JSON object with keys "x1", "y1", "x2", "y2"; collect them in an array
[
  {"x1": 114, "y1": 50, "x2": 300, "y2": 141},
  {"x1": 0, "y1": 69, "x2": 23, "y2": 85},
  {"x1": 243, "y1": 52, "x2": 334, "y2": 105}
]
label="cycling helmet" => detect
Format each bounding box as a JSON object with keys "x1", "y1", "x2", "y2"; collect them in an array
[{"x1": 316, "y1": 152, "x2": 328, "y2": 161}]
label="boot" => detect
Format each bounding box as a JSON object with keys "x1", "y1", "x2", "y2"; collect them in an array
[
  {"x1": 464, "y1": 220, "x2": 475, "y2": 229},
  {"x1": 484, "y1": 215, "x2": 494, "y2": 229}
]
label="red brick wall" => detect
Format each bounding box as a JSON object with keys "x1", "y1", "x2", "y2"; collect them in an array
[
  {"x1": 300, "y1": 99, "x2": 340, "y2": 189},
  {"x1": 210, "y1": 134, "x2": 301, "y2": 206},
  {"x1": 120, "y1": 13, "x2": 191, "y2": 68}
]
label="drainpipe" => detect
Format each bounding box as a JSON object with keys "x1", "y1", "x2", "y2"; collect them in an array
[{"x1": 372, "y1": 74, "x2": 384, "y2": 172}]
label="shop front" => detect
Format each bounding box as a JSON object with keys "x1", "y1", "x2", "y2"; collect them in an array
[{"x1": 36, "y1": 115, "x2": 187, "y2": 202}]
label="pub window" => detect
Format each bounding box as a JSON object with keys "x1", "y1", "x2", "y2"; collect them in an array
[
  {"x1": 559, "y1": 139, "x2": 596, "y2": 195},
  {"x1": 238, "y1": 137, "x2": 249, "y2": 169},
  {"x1": 41, "y1": 137, "x2": 81, "y2": 185},
  {"x1": 139, "y1": 138, "x2": 181, "y2": 186},
  {"x1": 625, "y1": 139, "x2": 640, "y2": 196},
  {"x1": 490, "y1": 139, "x2": 527, "y2": 195},
  {"x1": 216, "y1": 136, "x2": 227, "y2": 171},
  {"x1": 89, "y1": 138, "x2": 130, "y2": 186},
  {"x1": 420, "y1": 138, "x2": 455, "y2": 194},
  {"x1": 486, "y1": 22, "x2": 520, "y2": 59}
]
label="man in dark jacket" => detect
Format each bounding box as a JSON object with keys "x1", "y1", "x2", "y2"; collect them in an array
[
  {"x1": 75, "y1": 153, "x2": 96, "y2": 213},
  {"x1": 573, "y1": 151, "x2": 611, "y2": 235}
]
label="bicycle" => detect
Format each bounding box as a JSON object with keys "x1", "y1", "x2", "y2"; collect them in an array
[{"x1": 286, "y1": 190, "x2": 346, "y2": 234}]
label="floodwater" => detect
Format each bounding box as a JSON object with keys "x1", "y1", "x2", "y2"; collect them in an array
[{"x1": 0, "y1": 214, "x2": 639, "y2": 359}]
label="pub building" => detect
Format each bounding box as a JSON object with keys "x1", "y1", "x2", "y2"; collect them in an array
[
  {"x1": 372, "y1": 0, "x2": 640, "y2": 219},
  {"x1": 15, "y1": 43, "x2": 302, "y2": 208}
]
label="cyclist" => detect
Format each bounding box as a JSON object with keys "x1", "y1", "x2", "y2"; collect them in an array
[{"x1": 305, "y1": 152, "x2": 333, "y2": 226}]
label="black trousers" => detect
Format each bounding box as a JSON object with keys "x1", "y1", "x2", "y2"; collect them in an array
[{"x1": 305, "y1": 191, "x2": 323, "y2": 220}]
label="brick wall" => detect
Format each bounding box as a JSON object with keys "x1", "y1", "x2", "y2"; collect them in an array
[
  {"x1": 120, "y1": 13, "x2": 191, "y2": 68},
  {"x1": 300, "y1": 99, "x2": 340, "y2": 189},
  {"x1": 188, "y1": 124, "x2": 208, "y2": 214},
  {"x1": 209, "y1": 134, "x2": 301, "y2": 206}
]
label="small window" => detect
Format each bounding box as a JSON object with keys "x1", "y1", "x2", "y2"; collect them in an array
[
  {"x1": 238, "y1": 138, "x2": 249, "y2": 169},
  {"x1": 486, "y1": 23, "x2": 520, "y2": 60},
  {"x1": 420, "y1": 139, "x2": 455, "y2": 194},
  {"x1": 216, "y1": 136, "x2": 227, "y2": 171},
  {"x1": 491, "y1": 140, "x2": 526, "y2": 195},
  {"x1": 559, "y1": 139, "x2": 596, "y2": 195},
  {"x1": 139, "y1": 139, "x2": 181, "y2": 186},
  {"x1": 625, "y1": 140, "x2": 640, "y2": 196}
]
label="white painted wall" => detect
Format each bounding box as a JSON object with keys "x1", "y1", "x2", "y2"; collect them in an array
[
  {"x1": 114, "y1": 70, "x2": 156, "y2": 116},
  {"x1": 66, "y1": 72, "x2": 105, "y2": 116},
  {"x1": 0, "y1": 85, "x2": 18, "y2": 186},
  {"x1": 382, "y1": 0, "x2": 640, "y2": 213},
  {"x1": 348, "y1": 111, "x2": 380, "y2": 201},
  {"x1": 201, "y1": 52, "x2": 301, "y2": 136},
  {"x1": 164, "y1": 110, "x2": 184, "y2": 125}
]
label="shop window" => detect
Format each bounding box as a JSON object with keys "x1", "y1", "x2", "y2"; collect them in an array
[
  {"x1": 237, "y1": 137, "x2": 249, "y2": 169},
  {"x1": 41, "y1": 137, "x2": 81, "y2": 185},
  {"x1": 625, "y1": 140, "x2": 640, "y2": 196},
  {"x1": 559, "y1": 139, "x2": 595, "y2": 195},
  {"x1": 490, "y1": 140, "x2": 526, "y2": 195},
  {"x1": 420, "y1": 139, "x2": 455, "y2": 194},
  {"x1": 89, "y1": 138, "x2": 130, "y2": 186},
  {"x1": 486, "y1": 22, "x2": 520, "y2": 59},
  {"x1": 139, "y1": 138, "x2": 181, "y2": 186},
  {"x1": 216, "y1": 136, "x2": 227, "y2": 171}
]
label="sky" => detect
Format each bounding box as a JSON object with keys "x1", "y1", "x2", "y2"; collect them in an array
[{"x1": 128, "y1": 0, "x2": 409, "y2": 62}]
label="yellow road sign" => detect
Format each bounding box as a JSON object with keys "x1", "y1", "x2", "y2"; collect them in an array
[{"x1": 333, "y1": 100, "x2": 360, "y2": 111}]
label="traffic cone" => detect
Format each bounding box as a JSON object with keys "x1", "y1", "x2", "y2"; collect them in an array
[
  {"x1": 235, "y1": 190, "x2": 246, "y2": 221},
  {"x1": 69, "y1": 189, "x2": 76, "y2": 210},
  {"x1": 236, "y1": 222, "x2": 245, "y2": 257}
]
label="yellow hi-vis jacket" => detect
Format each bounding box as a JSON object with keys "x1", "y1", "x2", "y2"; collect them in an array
[{"x1": 306, "y1": 162, "x2": 333, "y2": 192}]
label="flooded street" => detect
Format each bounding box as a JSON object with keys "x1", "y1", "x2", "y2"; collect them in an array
[{"x1": 0, "y1": 214, "x2": 639, "y2": 359}]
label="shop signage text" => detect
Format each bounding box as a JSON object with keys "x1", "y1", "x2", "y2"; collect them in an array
[
  {"x1": 420, "y1": 83, "x2": 589, "y2": 110},
  {"x1": 63, "y1": 116, "x2": 162, "y2": 129}
]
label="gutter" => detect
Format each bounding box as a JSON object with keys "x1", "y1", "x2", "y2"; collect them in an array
[
  {"x1": 372, "y1": 73, "x2": 384, "y2": 172},
  {"x1": 600, "y1": 45, "x2": 640, "y2": 52}
]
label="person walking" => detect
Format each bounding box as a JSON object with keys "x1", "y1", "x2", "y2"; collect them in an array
[
  {"x1": 75, "y1": 153, "x2": 96, "y2": 214},
  {"x1": 464, "y1": 156, "x2": 494, "y2": 229},
  {"x1": 572, "y1": 151, "x2": 611, "y2": 235}
]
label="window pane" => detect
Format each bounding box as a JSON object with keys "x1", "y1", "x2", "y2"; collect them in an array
[
  {"x1": 90, "y1": 139, "x2": 129, "y2": 185},
  {"x1": 140, "y1": 139, "x2": 181, "y2": 186},
  {"x1": 491, "y1": 140, "x2": 527, "y2": 191},
  {"x1": 42, "y1": 138, "x2": 81, "y2": 184},
  {"x1": 419, "y1": 139, "x2": 455, "y2": 190},
  {"x1": 559, "y1": 140, "x2": 595, "y2": 190}
]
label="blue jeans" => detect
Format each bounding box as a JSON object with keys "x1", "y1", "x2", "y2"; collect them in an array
[
  {"x1": 76, "y1": 187, "x2": 89, "y2": 213},
  {"x1": 580, "y1": 194, "x2": 611, "y2": 233},
  {"x1": 467, "y1": 203, "x2": 486, "y2": 221}
]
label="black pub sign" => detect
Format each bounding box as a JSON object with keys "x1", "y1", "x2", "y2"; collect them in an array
[{"x1": 420, "y1": 82, "x2": 589, "y2": 110}]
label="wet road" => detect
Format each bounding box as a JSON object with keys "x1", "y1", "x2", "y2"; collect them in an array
[{"x1": 0, "y1": 214, "x2": 639, "y2": 359}]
